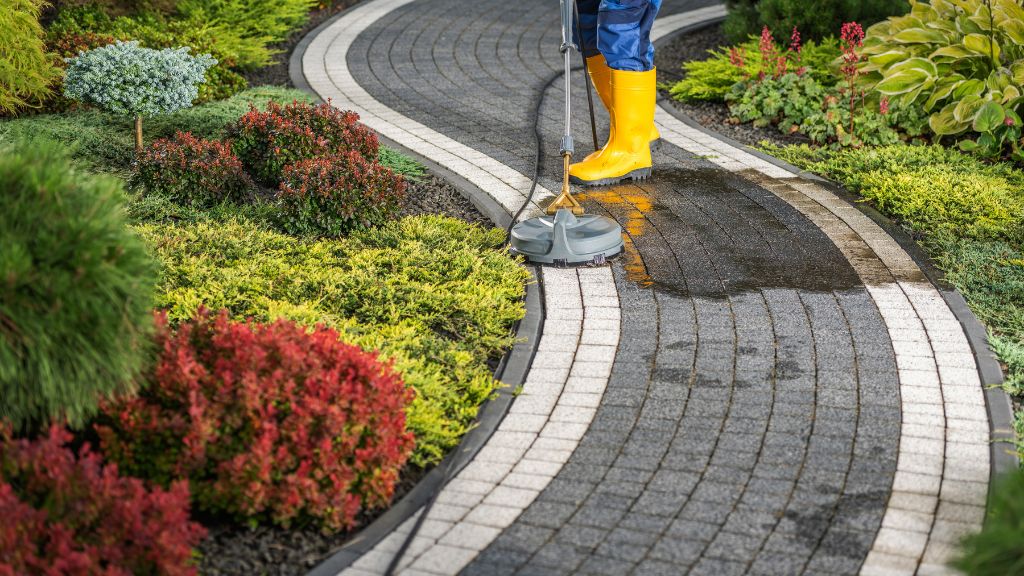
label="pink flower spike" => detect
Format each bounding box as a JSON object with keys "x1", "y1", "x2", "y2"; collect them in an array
[
  {"x1": 1006, "y1": 116, "x2": 1017, "y2": 127},
  {"x1": 879, "y1": 97, "x2": 890, "y2": 115}
]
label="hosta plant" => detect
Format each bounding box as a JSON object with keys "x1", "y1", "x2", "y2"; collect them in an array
[
  {"x1": 859, "y1": 0, "x2": 1024, "y2": 159},
  {"x1": 63, "y1": 41, "x2": 216, "y2": 150}
]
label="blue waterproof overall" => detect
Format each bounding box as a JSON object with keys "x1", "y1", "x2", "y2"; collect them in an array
[{"x1": 575, "y1": 0, "x2": 662, "y2": 71}]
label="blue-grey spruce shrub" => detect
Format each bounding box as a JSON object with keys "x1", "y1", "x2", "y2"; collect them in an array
[{"x1": 63, "y1": 41, "x2": 215, "y2": 148}]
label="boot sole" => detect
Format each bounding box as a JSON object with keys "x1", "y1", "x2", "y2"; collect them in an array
[{"x1": 570, "y1": 166, "x2": 652, "y2": 187}]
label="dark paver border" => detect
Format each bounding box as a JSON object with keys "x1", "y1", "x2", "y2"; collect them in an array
[{"x1": 653, "y1": 16, "x2": 1019, "y2": 487}]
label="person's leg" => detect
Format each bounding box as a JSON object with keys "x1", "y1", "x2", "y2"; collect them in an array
[
  {"x1": 595, "y1": 0, "x2": 659, "y2": 71},
  {"x1": 569, "y1": 0, "x2": 660, "y2": 185},
  {"x1": 575, "y1": 0, "x2": 601, "y2": 58}
]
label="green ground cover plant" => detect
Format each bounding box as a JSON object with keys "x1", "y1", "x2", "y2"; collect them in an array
[
  {"x1": 133, "y1": 215, "x2": 530, "y2": 467},
  {"x1": 0, "y1": 140, "x2": 156, "y2": 431},
  {"x1": 670, "y1": 36, "x2": 840, "y2": 103},
  {"x1": 766, "y1": 143, "x2": 1024, "y2": 445}
]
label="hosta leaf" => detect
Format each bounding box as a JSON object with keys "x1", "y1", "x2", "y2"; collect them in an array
[
  {"x1": 887, "y1": 57, "x2": 939, "y2": 78},
  {"x1": 1013, "y1": 61, "x2": 1024, "y2": 85},
  {"x1": 876, "y1": 69, "x2": 931, "y2": 95},
  {"x1": 969, "y1": 4, "x2": 993, "y2": 30},
  {"x1": 954, "y1": 78, "x2": 986, "y2": 99},
  {"x1": 1004, "y1": 85, "x2": 1021, "y2": 102},
  {"x1": 931, "y1": 45, "x2": 976, "y2": 59},
  {"x1": 963, "y1": 33, "x2": 1001, "y2": 60},
  {"x1": 926, "y1": 19, "x2": 958, "y2": 33},
  {"x1": 956, "y1": 14, "x2": 983, "y2": 35},
  {"x1": 1003, "y1": 20, "x2": 1024, "y2": 46},
  {"x1": 911, "y1": 2, "x2": 939, "y2": 20},
  {"x1": 995, "y1": 0, "x2": 1024, "y2": 24},
  {"x1": 894, "y1": 28, "x2": 949, "y2": 44},
  {"x1": 869, "y1": 50, "x2": 910, "y2": 68},
  {"x1": 930, "y1": 103, "x2": 970, "y2": 135},
  {"x1": 924, "y1": 78, "x2": 964, "y2": 110},
  {"x1": 954, "y1": 94, "x2": 985, "y2": 122}
]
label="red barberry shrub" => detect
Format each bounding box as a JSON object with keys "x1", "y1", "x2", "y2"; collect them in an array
[
  {"x1": 96, "y1": 309, "x2": 415, "y2": 532},
  {"x1": 0, "y1": 425, "x2": 204, "y2": 576},
  {"x1": 277, "y1": 151, "x2": 406, "y2": 237},
  {"x1": 229, "y1": 100, "x2": 379, "y2": 186},
  {"x1": 131, "y1": 131, "x2": 254, "y2": 208}
]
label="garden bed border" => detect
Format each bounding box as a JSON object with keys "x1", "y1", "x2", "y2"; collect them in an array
[{"x1": 653, "y1": 14, "x2": 1019, "y2": 489}]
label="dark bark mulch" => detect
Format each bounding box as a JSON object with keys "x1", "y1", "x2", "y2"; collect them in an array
[
  {"x1": 401, "y1": 174, "x2": 494, "y2": 226},
  {"x1": 198, "y1": 465, "x2": 429, "y2": 576},
  {"x1": 654, "y1": 23, "x2": 810, "y2": 149}
]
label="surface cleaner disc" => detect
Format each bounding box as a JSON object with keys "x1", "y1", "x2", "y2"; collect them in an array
[{"x1": 510, "y1": 208, "x2": 624, "y2": 266}]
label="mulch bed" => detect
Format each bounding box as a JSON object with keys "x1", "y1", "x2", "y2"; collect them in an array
[
  {"x1": 654, "y1": 23, "x2": 811, "y2": 149},
  {"x1": 198, "y1": 4, "x2": 494, "y2": 574}
]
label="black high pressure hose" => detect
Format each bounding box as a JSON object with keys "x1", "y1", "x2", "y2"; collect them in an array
[{"x1": 383, "y1": 6, "x2": 599, "y2": 576}]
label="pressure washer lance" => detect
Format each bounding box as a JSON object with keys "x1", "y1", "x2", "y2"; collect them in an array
[{"x1": 507, "y1": 0, "x2": 624, "y2": 266}]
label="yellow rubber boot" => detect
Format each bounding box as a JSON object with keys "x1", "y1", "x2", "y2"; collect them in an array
[
  {"x1": 583, "y1": 55, "x2": 660, "y2": 163},
  {"x1": 570, "y1": 67, "x2": 656, "y2": 186}
]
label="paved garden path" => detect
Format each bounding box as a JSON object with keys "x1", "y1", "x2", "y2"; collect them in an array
[{"x1": 298, "y1": 1, "x2": 1009, "y2": 574}]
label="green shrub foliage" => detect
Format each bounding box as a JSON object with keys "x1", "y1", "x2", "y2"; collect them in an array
[
  {"x1": 0, "y1": 0, "x2": 61, "y2": 115},
  {"x1": 671, "y1": 36, "x2": 840, "y2": 103},
  {"x1": 955, "y1": 470, "x2": 1024, "y2": 575},
  {"x1": 723, "y1": 0, "x2": 910, "y2": 43},
  {"x1": 134, "y1": 215, "x2": 530, "y2": 466},
  {"x1": 0, "y1": 86, "x2": 314, "y2": 173},
  {"x1": 0, "y1": 141, "x2": 156, "y2": 431},
  {"x1": 132, "y1": 131, "x2": 254, "y2": 207},
  {"x1": 278, "y1": 152, "x2": 407, "y2": 237},
  {"x1": 766, "y1": 143, "x2": 1024, "y2": 240},
  {"x1": 176, "y1": 0, "x2": 317, "y2": 46},
  {"x1": 859, "y1": 0, "x2": 1024, "y2": 162}
]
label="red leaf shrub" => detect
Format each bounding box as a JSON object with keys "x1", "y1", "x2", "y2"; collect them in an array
[
  {"x1": 230, "y1": 100, "x2": 379, "y2": 186},
  {"x1": 0, "y1": 425, "x2": 204, "y2": 576},
  {"x1": 278, "y1": 151, "x2": 406, "y2": 237},
  {"x1": 96, "y1": 309, "x2": 415, "y2": 532},
  {"x1": 131, "y1": 131, "x2": 254, "y2": 208}
]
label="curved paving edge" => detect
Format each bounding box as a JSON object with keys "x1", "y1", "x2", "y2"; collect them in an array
[
  {"x1": 649, "y1": 13, "x2": 1006, "y2": 575},
  {"x1": 295, "y1": 2, "x2": 1012, "y2": 574}
]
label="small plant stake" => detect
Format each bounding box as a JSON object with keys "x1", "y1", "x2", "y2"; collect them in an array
[{"x1": 63, "y1": 41, "x2": 215, "y2": 151}]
